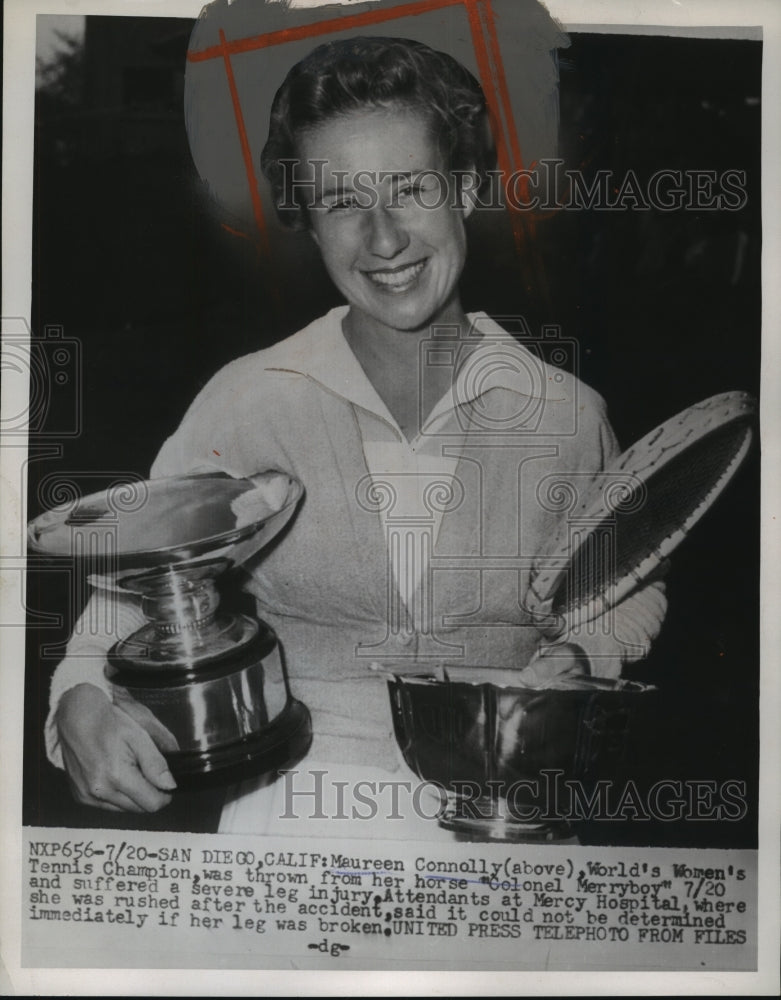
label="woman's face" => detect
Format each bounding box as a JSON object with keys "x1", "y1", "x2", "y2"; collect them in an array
[{"x1": 298, "y1": 107, "x2": 475, "y2": 334}]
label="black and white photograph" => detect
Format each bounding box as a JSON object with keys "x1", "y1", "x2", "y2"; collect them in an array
[{"x1": 2, "y1": 0, "x2": 779, "y2": 992}]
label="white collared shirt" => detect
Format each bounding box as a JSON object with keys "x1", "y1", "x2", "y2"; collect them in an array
[
  {"x1": 260, "y1": 306, "x2": 549, "y2": 623},
  {"x1": 45, "y1": 306, "x2": 667, "y2": 773}
]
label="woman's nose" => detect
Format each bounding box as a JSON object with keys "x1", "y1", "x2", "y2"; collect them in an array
[{"x1": 364, "y1": 207, "x2": 410, "y2": 259}]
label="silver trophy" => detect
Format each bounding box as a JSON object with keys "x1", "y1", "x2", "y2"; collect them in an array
[
  {"x1": 388, "y1": 392, "x2": 756, "y2": 841},
  {"x1": 389, "y1": 669, "x2": 650, "y2": 842},
  {"x1": 28, "y1": 471, "x2": 311, "y2": 784}
]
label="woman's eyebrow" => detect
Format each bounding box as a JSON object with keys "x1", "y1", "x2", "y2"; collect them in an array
[
  {"x1": 384, "y1": 169, "x2": 427, "y2": 183},
  {"x1": 320, "y1": 169, "x2": 428, "y2": 195}
]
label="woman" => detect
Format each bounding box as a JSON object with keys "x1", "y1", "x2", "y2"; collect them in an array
[{"x1": 47, "y1": 37, "x2": 666, "y2": 833}]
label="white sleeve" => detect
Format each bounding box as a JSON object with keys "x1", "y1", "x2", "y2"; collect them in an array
[
  {"x1": 549, "y1": 580, "x2": 668, "y2": 678},
  {"x1": 44, "y1": 588, "x2": 146, "y2": 769},
  {"x1": 535, "y1": 384, "x2": 669, "y2": 675}
]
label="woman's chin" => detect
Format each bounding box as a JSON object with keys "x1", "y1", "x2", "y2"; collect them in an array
[{"x1": 349, "y1": 293, "x2": 454, "y2": 335}]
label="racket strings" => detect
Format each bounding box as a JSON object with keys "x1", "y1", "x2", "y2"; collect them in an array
[{"x1": 557, "y1": 420, "x2": 752, "y2": 615}]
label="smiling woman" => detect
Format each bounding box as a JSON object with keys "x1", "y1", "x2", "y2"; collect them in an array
[
  {"x1": 299, "y1": 108, "x2": 477, "y2": 441},
  {"x1": 260, "y1": 37, "x2": 495, "y2": 227},
  {"x1": 302, "y1": 111, "x2": 472, "y2": 336},
  {"x1": 45, "y1": 35, "x2": 667, "y2": 837}
]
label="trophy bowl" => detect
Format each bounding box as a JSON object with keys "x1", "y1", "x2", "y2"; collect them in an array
[
  {"x1": 28, "y1": 471, "x2": 312, "y2": 785},
  {"x1": 389, "y1": 393, "x2": 752, "y2": 842},
  {"x1": 388, "y1": 668, "x2": 653, "y2": 842}
]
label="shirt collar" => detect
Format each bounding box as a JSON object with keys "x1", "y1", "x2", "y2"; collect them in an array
[
  {"x1": 262, "y1": 306, "x2": 537, "y2": 436},
  {"x1": 263, "y1": 306, "x2": 396, "y2": 425}
]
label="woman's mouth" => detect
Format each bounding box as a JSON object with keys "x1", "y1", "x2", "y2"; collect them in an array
[{"x1": 362, "y1": 259, "x2": 427, "y2": 292}]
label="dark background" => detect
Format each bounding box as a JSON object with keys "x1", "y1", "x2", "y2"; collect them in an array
[{"x1": 24, "y1": 17, "x2": 761, "y2": 846}]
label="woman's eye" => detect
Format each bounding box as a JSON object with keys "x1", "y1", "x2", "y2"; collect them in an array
[
  {"x1": 326, "y1": 198, "x2": 357, "y2": 212},
  {"x1": 393, "y1": 181, "x2": 437, "y2": 206}
]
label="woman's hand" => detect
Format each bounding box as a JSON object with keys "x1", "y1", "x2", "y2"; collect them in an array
[
  {"x1": 56, "y1": 684, "x2": 179, "y2": 812},
  {"x1": 517, "y1": 643, "x2": 590, "y2": 688}
]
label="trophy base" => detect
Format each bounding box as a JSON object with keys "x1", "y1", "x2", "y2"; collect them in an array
[
  {"x1": 108, "y1": 618, "x2": 313, "y2": 790},
  {"x1": 438, "y1": 796, "x2": 574, "y2": 843},
  {"x1": 167, "y1": 698, "x2": 312, "y2": 789}
]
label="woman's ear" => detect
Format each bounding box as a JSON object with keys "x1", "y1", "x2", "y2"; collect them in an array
[{"x1": 459, "y1": 169, "x2": 481, "y2": 218}]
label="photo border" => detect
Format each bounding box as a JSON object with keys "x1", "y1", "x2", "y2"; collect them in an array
[{"x1": 2, "y1": 0, "x2": 779, "y2": 994}]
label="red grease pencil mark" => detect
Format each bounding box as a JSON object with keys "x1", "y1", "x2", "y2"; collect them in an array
[
  {"x1": 191, "y1": 1, "x2": 535, "y2": 277},
  {"x1": 463, "y1": 0, "x2": 508, "y2": 178},
  {"x1": 474, "y1": 0, "x2": 548, "y2": 295},
  {"x1": 477, "y1": 0, "x2": 524, "y2": 175},
  {"x1": 475, "y1": 0, "x2": 534, "y2": 234},
  {"x1": 221, "y1": 222, "x2": 251, "y2": 240},
  {"x1": 463, "y1": 0, "x2": 527, "y2": 260},
  {"x1": 219, "y1": 29, "x2": 269, "y2": 254},
  {"x1": 187, "y1": 0, "x2": 466, "y2": 62},
  {"x1": 218, "y1": 29, "x2": 283, "y2": 314}
]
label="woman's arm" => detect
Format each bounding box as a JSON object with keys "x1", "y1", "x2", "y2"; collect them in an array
[
  {"x1": 521, "y1": 579, "x2": 668, "y2": 684},
  {"x1": 46, "y1": 588, "x2": 179, "y2": 811},
  {"x1": 46, "y1": 355, "x2": 266, "y2": 810},
  {"x1": 520, "y1": 379, "x2": 668, "y2": 682},
  {"x1": 56, "y1": 683, "x2": 178, "y2": 812}
]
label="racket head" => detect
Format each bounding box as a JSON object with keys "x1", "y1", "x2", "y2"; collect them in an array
[{"x1": 526, "y1": 391, "x2": 756, "y2": 632}]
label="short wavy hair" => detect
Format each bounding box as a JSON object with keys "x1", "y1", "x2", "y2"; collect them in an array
[{"x1": 260, "y1": 36, "x2": 496, "y2": 230}]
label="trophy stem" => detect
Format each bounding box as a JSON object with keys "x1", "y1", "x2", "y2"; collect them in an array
[{"x1": 139, "y1": 571, "x2": 221, "y2": 636}]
